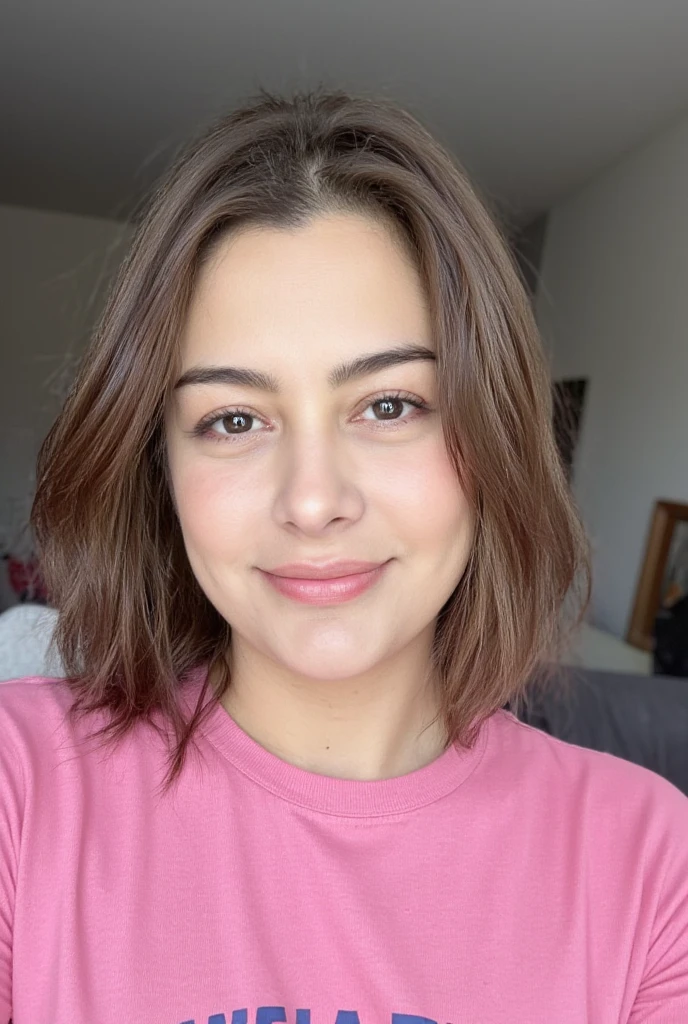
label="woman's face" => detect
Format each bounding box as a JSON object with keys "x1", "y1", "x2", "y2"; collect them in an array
[{"x1": 165, "y1": 212, "x2": 474, "y2": 681}]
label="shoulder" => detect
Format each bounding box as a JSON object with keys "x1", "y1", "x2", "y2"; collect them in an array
[
  {"x1": 0, "y1": 675, "x2": 76, "y2": 754},
  {"x1": 486, "y1": 715, "x2": 688, "y2": 1015},
  {"x1": 0, "y1": 676, "x2": 164, "y2": 792},
  {"x1": 0, "y1": 677, "x2": 85, "y2": 797},
  {"x1": 487, "y1": 708, "x2": 688, "y2": 843},
  {"x1": 0, "y1": 670, "x2": 73, "y2": 725},
  {"x1": 0, "y1": 675, "x2": 176, "y2": 819},
  {"x1": 0, "y1": 678, "x2": 81, "y2": 880}
]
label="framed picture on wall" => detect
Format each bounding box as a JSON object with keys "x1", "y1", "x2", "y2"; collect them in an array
[{"x1": 626, "y1": 500, "x2": 688, "y2": 651}]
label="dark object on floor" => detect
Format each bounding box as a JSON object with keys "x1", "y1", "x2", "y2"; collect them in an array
[
  {"x1": 654, "y1": 594, "x2": 688, "y2": 677},
  {"x1": 514, "y1": 666, "x2": 688, "y2": 796}
]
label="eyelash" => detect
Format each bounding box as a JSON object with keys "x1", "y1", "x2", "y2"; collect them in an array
[{"x1": 191, "y1": 391, "x2": 431, "y2": 444}]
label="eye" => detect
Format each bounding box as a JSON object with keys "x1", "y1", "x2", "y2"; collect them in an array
[
  {"x1": 192, "y1": 407, "x2": 267, "y2": 441},
  {"x1": 357, "y1": 391, "x2": 429, "y2": 423},
  {"x1": 190, "y1": 389, "x2": 430, "y2": 444}
]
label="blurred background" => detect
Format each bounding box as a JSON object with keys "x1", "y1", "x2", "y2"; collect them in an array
[{"x1": 1, "y1": 0, "x2": 688, "y2": 685}]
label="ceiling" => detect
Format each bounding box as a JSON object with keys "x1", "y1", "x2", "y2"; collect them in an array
[{"x1": 2, "y1": 0, "x2": 688, "y2": 227}]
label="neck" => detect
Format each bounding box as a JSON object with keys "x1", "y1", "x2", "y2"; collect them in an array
[{"x1": 215, "y1": 637, "x2": 448, "y2": 781}]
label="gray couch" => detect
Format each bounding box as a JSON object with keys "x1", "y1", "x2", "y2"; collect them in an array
[{"x1": 515, "y1": 666, "x2": 688, "y2": 795}]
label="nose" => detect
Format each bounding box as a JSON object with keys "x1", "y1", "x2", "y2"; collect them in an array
[{"x1": 272, "y1": 429, "x2": 365, "y2": 537}]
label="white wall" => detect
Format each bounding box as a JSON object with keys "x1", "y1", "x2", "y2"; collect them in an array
[
  {"x1": 537, "y1": 113, "x2": 688, "y2": 638},
  {"x1": 0, "y1": 204, "x2": 131, "y2": 607}
]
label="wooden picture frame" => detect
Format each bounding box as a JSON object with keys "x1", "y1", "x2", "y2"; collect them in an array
[{"x1": 627, "y1": 500, "x2": 688, "y2": 651}]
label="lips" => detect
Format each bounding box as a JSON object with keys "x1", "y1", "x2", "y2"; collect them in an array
[
  {"x1": 264, "y1": 560, "x2": 387, "y2": 580},
  {"x1": 257, "y1": 560, "x2": 391, "y2": 605}
]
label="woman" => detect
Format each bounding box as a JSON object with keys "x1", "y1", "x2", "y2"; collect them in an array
[{"x1": 1, "y1": 90, "x2": 686, "y2": 1023}]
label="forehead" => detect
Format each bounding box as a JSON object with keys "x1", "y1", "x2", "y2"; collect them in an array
[{"x1": 179, "y1": 213, "x2": 432, "y2": 370}]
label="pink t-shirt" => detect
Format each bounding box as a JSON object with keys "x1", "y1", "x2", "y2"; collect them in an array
[{"x1": 2, "y1": 668, "x2": 688, "y2": 1024}]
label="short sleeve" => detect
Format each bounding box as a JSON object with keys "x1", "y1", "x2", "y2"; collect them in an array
[
  {"x1": 629, "y1": 781, "x2": 688, "y2": 1022},
  {"x1": 0, "y1": 723, "x2": 23, "y2": 1024}
]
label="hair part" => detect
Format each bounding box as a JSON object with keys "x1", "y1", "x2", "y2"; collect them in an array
[{"x1": 31, "y1": 89, "x2": 590, "y2": 783}]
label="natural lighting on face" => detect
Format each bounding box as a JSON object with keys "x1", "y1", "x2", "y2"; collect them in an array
[{"x1": 164, "y1": 212, "x2": 474, "y2": 685}]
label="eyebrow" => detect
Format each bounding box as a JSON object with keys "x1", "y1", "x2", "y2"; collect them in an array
[{"x1": 173, "y1": 344, "x2": 436, "y2": 393}]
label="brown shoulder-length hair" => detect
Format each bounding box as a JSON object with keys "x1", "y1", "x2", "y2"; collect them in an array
[{"x1": 32, "y1": 89, "x2": 590, "y2": 780}]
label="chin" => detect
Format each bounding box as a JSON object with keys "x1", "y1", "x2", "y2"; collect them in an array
[{"x1": 276, "y1": 636, "x2": 386, "y2": 682}]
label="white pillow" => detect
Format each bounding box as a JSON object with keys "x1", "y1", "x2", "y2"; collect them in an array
[{"x1": 0, "y1": 604, "x2": 64, "y2": 682}]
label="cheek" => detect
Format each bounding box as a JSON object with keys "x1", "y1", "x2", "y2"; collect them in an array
[
  {"x1": 169, "y1": 455, "x2": 264, "y2": 557},
  {"x1": 371, "y1": 438, "x2": 473, "y2": 552}
]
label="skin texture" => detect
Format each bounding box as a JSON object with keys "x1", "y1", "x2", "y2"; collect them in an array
[{"x1": 165, "y1": 212, "x2": 474, "y2": 780}]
